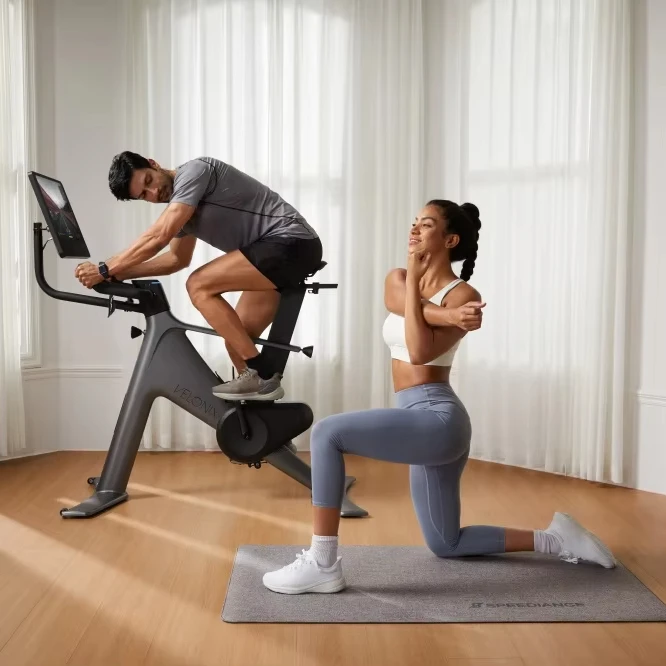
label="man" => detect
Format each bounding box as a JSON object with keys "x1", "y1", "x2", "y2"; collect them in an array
[{"x1": 74, "y1": 152, "x2": 322, "y2": 401}]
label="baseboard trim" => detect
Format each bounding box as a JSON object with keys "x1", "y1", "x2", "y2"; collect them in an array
[
  {"x1": 0, "y1": 449, "x2": 58, "y2": 462},
  {"x1": 637, "y1": 392, "x2": 666, "y2": 408},
  {"x1": 23, "y1": 366, "x2": 124, "y2": 381}
]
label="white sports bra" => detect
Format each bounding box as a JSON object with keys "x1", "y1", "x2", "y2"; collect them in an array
[{"x1": 382, "y1": 278, "x2": 464, "y2": 367}]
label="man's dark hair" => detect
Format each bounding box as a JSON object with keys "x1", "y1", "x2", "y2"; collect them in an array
[{"x1": 108, "y1": 151, "x2": 152, "y2": 201}]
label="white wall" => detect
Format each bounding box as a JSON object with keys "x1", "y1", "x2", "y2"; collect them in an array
[
  {"x1": 627, "y1": 0, "x2": 666, "y2": 495},
  {"x1": 50, "y1": 0, "x2": 130, "y2": 368},
  {"x1": 22, "y1": 0, "x2": 132, "y2": 454}
]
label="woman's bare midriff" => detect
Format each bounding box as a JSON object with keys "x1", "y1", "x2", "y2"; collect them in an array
[{"x1": 391, "y1": 358, "x2": 451, "y2": 393}]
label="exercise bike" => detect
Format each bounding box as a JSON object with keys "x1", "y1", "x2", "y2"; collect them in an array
[{"x1": 28, "y1": 171, "x2": 367, "y2": 519}]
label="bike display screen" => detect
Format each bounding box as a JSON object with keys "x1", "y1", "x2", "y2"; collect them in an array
[{"x1": 28, "y1": 171, "x2": 90, "y2": 258}]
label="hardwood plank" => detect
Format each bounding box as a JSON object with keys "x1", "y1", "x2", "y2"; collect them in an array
[
  {"x1": 413, "y1": 624, "x2": 520, "y2": 661},
  {"x1": 608, "y1": 623, "x2": 666, "y2": 666},
  {"x1": 0, "y1": 541, "x2": 73, "y2": 652},
  {"x1": 447, "y1": 659, "x2": 524, "y2": 666},
  {"x1": 507, "y1": 623, "x2": 639, "y2": 666},
  {"x1": 0, "y1": 533, "x2": 126, "y2": 666}
]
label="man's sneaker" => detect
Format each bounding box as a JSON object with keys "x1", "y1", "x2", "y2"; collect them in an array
[
  {"x1": 262, "y1": 549, "x2": 346, "y2": 594},
  {"x1": 212, "y1": 368, "x2": 284, "y2": 401},
  {"x1": 548, "y1": 512, "x2": 616, "y2": 568}
]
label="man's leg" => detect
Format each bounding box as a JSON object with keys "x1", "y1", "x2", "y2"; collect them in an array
[
  {"x1": 225, "y1": 290, "x2": 281, "y2": 372},
  {"x1": 186, "y1": 250, "x2": 275, "y2": 361},
  {"x1": 186, "y1": 251, "x2": 283, "y2": 399}
]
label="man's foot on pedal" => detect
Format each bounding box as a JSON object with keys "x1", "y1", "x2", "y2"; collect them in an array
[
  {"x1": 212, "y1": 368, "x2": 284, "y2": 401},
  {"x1": 262, "y1": 549, "x2": 346, "y2": 594}
]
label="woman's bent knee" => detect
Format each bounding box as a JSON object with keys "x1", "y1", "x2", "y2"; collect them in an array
[
  {"x1": 310, "y1": 416, "x2": 343, "y2": 453},
  {"x1": 426, "y1": 543, "x2": 459, "y2": 558},
  {"x1": 423, "y1": 534, "x2": 460, "y2": 558}
]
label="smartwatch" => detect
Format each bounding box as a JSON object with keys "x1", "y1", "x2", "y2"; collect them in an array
[{"x1": 98, "y1": 261, "x2": 110, "y2": 281}]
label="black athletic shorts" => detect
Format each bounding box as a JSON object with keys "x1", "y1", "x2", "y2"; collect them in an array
[{"x1": 240, "y1": 236, "x2": 323, "y2": 288}]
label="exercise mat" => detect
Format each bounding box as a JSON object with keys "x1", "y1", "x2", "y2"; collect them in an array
[{"x1": 222, "y1": 545, "x2": 666, "y2": 623}]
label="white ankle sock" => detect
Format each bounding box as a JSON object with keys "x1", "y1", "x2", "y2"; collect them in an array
[
  {"x1": 309, "y1": 535, "x2": 338, "y2": 568},
  {"x1": 534, "y1": 529, "x2": 563, "y2": 555}
]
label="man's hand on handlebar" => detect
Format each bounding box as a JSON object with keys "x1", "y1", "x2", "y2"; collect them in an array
[{"x1": 75, "y1": 261, "x2": 105, "y2": 288}]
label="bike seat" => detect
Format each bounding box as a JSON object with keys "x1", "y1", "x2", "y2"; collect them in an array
[{"x1": 307, "y1": 260, "x2": 327, "y2": 277}]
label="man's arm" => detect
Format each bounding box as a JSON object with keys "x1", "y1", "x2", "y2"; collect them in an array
[
  {"x1": 114, "y1": 235, "x2": 197, "y2": 281},
  {"x1": 105, "y1": 202, "x2": 195, "y2": 278},
  {"x1": 384, "y1": 268, "x2": 484, "y2": 330}
]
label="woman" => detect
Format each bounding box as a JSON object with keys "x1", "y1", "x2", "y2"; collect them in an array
[{"x1": 263, "y1": 200, "x2": 616, "y2": 595}]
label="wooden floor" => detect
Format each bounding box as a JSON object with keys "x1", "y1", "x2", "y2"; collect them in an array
[{"x1": 1, "y1": 451, "x2": 665, "y2": 666}]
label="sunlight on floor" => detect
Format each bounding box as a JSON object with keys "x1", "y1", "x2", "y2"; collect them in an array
[
  {"x1": 127, "y1": 481, "x2": 312, "y2": 534},
  {"x1": 0, "y1": 514, "x2": 233, "y2": 665},
  {"x1": 57, "y1": 497, "x2": 237, "y2": 562}
]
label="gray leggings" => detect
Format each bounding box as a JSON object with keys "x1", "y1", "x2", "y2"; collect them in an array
[{"x1": 311, "y1": 382, "x2": 506, "y2": 557}]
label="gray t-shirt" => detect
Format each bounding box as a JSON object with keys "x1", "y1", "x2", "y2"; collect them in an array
[{"x1": 171, "y1": 157, "x2": 317, "y2": 252}]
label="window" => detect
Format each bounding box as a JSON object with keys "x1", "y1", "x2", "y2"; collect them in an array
[
  {"x1": 1, "y1": 0, "x2": 38, "y2": 365},
  {"x1": 460, "y1": 0, "x2": 594, "y2": 368}
]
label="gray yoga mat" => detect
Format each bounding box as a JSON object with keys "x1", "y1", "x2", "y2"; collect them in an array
[{"x1": 221, "y1": 545, "x2": 666, "y2": 623}]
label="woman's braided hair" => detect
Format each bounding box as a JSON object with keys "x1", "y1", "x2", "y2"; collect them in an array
[{"x1": 426, "y1": 200, "x2": 481, "y2": 281}]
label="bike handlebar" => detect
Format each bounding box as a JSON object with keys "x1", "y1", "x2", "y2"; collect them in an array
[
  {"x1": 93, "y1": 280, "x2": 148, "y2": 301},
  {"x1": 33, "y1": 224, "x2": 143, "y2": 313}
]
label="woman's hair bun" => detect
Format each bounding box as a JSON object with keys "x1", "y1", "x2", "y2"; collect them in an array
[{"x1": 461, "y1": 202, "x2": 480, "y2": 228}]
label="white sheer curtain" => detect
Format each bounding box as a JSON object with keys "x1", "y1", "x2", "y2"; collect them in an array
[
  {"x1": 0, "y1": 0, "x2": 30, "y2": 457},
  {"x1": 428, "y1": 0, "x2": 632, "y2": 482},
  {"x1": 121, "y1": 0, "x2": 632, "y2": 483},
  {"x1": 122, "y1": 0, "x2": 423, "y2": 450}
]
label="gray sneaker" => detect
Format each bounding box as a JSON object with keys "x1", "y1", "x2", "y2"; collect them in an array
[{"x1": 212, "y1": 368, "x2": 284, "y2": 401}]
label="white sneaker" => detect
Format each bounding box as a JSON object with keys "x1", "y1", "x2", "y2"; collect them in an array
[
  {"x1": 548, "y1": 512, "x2": 617, "y2": 568},
  {"x1": 262, "y1": 549, "x2": 346, "y2": 594}
]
